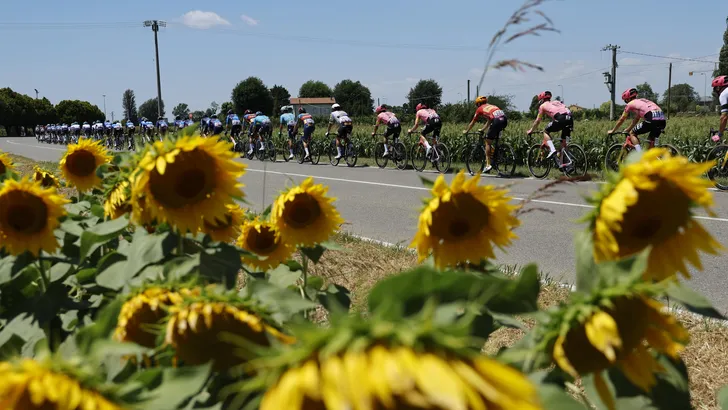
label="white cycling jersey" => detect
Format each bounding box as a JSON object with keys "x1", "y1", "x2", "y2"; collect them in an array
[
  {"x1": 330, "y1": 110, "x2": 352, "y2": 125},
  {"x1": 720, "y1": 87, "x2": 728, "y2": 114},
  {"x1": 82, "y1": 124, "x2": 91, "y2": 129}
]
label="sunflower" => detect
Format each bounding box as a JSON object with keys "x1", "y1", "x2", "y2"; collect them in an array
[
  {"x1": 104, "y1": 180, "x2": 131, "y2": 220},
  {"x1": 271, "y1": 177, "x2": 343, "y2": 248},
  {"x1": 0, "y1": 178, "x2": 69, "y2": 256},
  {"x1": 131, "y1": 136, "x2": 246, "y2": 233},
  {"x1": 202, "y1": 203, "x2": 246, "y2": 243},
  {"x1": 236, "y1": 218, "x2": 294, "y2": 271},
  {"x1": 0, "y1": 151, "x2": 14, "y2": 174},
  {"x1": 164, "y1": 300, "x2": 294, "y2": 372},
  {"x1": 32, "y1": 166, "x2": 61, "y2": 188},
  {"x1": 590, "y1": 149, "x2": 721, "y2": 281},
  {"x1": 247, "y1": 311, "x2": 541, "y2": 410},
  {"x1": 59, "y1": 138, "x2": 111, "y2": 192},
  {"x1": 551, "y1": 294, "x2": 688, "y2": 409},
  {"x1": 410, "y1": 170, "x2": 520, "y2": 269},
  {"x1": 113, "y1": 287, "x2": 200, "y2": 348},
  {"x1": 0, "y1": 358, "x2": 123, "y2": 410}
]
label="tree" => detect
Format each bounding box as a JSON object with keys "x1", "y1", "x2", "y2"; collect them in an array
[
  {"x1": 191, "y1": 110, "x2": 205, "y2": 122},
  {"x1": 332, "y1": 80, "x2": 373, "y2": 116},
  {"x1": 210, "y1": 101, "x2": 219, "y2": 115},
  {"x1": 122, "y1": 90, "x2": 138, "y2": 123},
  {"x1": 172, "y1": 103, "x2": 190, "y2": 118},
  {"x1": 635, "y1": 83, "x2": 659, "y2": 102},
  {"x1": 55, "y1": 100, "x2": 104, "y2": 124},
  {"x1": 716, "y1": 19, "x2": 728, "y2": 77},
  {"x1": 528, "y1": 95, "x2": 540, "y2": 116},
  {"x1": 298, "y1": 80, "x2": 332, "y2": 98},
  {"x1": 139, "y1": 97, "x2": 165, "y2": 119},
  {"x1": 231, "y1": 77, "x2": 274, "y2": 115},
  {"x1": 661, "y1": 83, "x2": 699, "y2": 113},
  {"x1": 220, "y1": 102, "x2": 234, "y2": 116},
  {"x1": 407, "y1": 79, "x2": 442, "y2": 112},
  {"x1": 270, "y1": 85, "x2": 291, "y2": 115}
]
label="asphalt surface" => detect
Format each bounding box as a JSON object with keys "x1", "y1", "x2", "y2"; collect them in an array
[{"x1": 4, "y1": 137, "x2": 728, "y2": 311}]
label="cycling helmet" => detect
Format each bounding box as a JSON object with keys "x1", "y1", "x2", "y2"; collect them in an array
[
  {"x1": 475, "y1": 96, "x2": 488, "y2": 105},
  {"x1": 244, "y1": 109, "x2": 252, "y2": 115},
  {"x1": 621, "y1": 88, "x2": 638, "y2": 103},
  {"x1": 375, "y1": 105, "x2": 386, "y2": 114},
  {"x1": 537, "y1": 91, "x2": 552, "y2": 104},
  {"x1": 331, "y1": 103, "x2": 341, "y2": 111},
  {"x1": 158, "y1": 116, "x2": 164, "y2": 120},
  {"x1": 211, "y1": 114, "x2": 218, "y2": 118},
  {"x1": 712, "y1": 75, "x2": 728, "y2": 89},
  {"x1": 255, "y1": 111, "x2": 263, "y2": 116},
  {"x1": 415, "y1": 103, "x2": 427, "y2": 111},
  {"x1": 299, "y1": 107, "x2": 307, "y2": 113},
  {"x1": 227, "y1": 109, "x2": 233, "y2": 115}
]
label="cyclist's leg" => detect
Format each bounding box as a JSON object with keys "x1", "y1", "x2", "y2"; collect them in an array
[
  {"x1": 631, "y1": 121, "x2": 650, "y2": 151},
  {"x1": 559, "y1": 118, "x2": 573, "y2": 165},
  {"x1": 544, "y1": 119, "x2": 560, "y2": 155}
]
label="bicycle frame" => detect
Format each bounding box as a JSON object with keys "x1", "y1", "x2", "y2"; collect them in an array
[{"x1": 531, "y1": 131, "x2": 572, "y2": 168}]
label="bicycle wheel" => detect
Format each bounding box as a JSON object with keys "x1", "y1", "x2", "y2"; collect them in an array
[
  {"x1": 374, "y1": 143, "x2": 388, "y2": 168},
  {"x1": 345, "y1": 142, "x2": 358, "y2": 167},
  {"x1": 310, "y1": 142, "x2": 321, "y2": 165},
  {"x1": 495, "y1": 143, "x2": 516, "y2": 177},
  {"x1": 392, "y1": 142, "x2": 408, "y2": 170},
  {"x1": 527, "y1": 144, "x2": 551, "y2": 179},
  {"x1": 328, "y1": 141, "x2": 340, "y2": 166},
  {"x1": 605, "y1": 144, "x2": 630, "y2": 172},
  {"x1": 465, "y1": 144, "x2": 485, "y2": 176},
  {"x1": 707, "y1": 145, "x2": 728, "y2": 190},
  {"x1": 266, "y1": 140, "x2": 277, "y2": 162},
  {"x1": 295, "y1": 141, "x2": 306, "y2": 164},
  {"x1": 434, "y1": 143, "x2": 450, "y2": 174},
  {"x1": 410, "y1": 144, "x2": 427, "y2": 172},
  {"x1": 563, "y1": 144, "x2": 587, "y2": 177},
  {"x1": 283, "y1": 141, "x2": 292, "y2": 162},
  {"x1": 660, "y1": 144, "x2": 680, "y2": 157}
]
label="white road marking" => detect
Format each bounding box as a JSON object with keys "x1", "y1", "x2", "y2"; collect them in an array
[{"x1": 6, "y1": 139, "x2": 728, "y2": 223}]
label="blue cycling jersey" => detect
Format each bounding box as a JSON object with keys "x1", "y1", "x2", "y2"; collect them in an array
[
  {"x1": 253, "y1": 115, "x2": 271, "y2": 125},
  {"x1": 157, "y1": 120, "x2": 168, "y2": 128},
  {"x1": 201, "y1": 117, "x2": 210, "y2": 125},
  {"x1": 185, "y1": 120, "x2": 194, "y2": 127},
  {"x1": 227, "y1": 114, "x2": 240, "y2": 124},
  {"x1": 212, "y1": 119, "x2": 223, "y2": 127},
  {"x1": 280, "y1": 113, "x2": 295, "y2": 126},
  {"x1": 104, "y1": 121, "x2": 112, "y2": 128},
  {"x1": 126, "y1": 121, "x2": 135, "y2": 128}
]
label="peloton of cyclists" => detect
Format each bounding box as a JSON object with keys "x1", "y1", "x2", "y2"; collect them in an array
[
  {"x1": 279, "y1": 106, "x2": 297, "y2": 160},
  {"x1": 463, "y1": 96, "x2": 508, "y2": 173},
  {"x1": 292, "y1": 107, "x2": 316, "y2": 160},
  {"x1": 372, "y1": 105, "x2": 401, "y2": 158},
  {"x1": 607, "y1": 88, "x2": 665, "y2": 152},
  {"x1": 408, "y1": 103, "x2": 441, "y2": 161},
  {"x1": 326, "y1": 103, "x2": 353, "y2": 160},
  {"x1": 526, "y1": 91, "x2": 573, "y2": 166}
]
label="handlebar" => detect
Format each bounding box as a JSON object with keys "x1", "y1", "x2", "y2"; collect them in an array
[{"x1": 608, "y1": 131, "x2": 630, "y2": 136}]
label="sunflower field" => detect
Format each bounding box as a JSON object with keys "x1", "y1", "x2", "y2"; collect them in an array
[{"x1": 1, "y1": 131, "x2": 728, "y2": 410}]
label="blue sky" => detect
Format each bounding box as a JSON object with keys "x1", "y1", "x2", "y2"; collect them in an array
[{"x1": 0, "y1": 0, "x2": 725, "y2": 117}]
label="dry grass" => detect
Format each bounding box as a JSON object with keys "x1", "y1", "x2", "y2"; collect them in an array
[
  {"x1": 7, "y1": 153, "x2": 76, "y2": 197},
  {"x1": 313, "y1": 233, "x2": 728, "y2": 410}
]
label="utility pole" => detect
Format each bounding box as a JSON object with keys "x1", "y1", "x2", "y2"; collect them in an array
[
  {"x1": 102, "y1": 94, "x2": 107, "y2": 120},
  {"x1": 34, "y1": 89, "x2": 39, "y2": 100},
  {"x1": 144, "y1": 20, "x2": 166, "y2": 118},
  {"x1": 111, "y1": 111, "x2": 115, "y2": 122},
  {"x1": 476, "y1": 85, "x2": 479, "y2": 97},
  {"x1": 602, "y1": 44, "x2": 620, "y2": 120},
  {"x1": 667, "y1": 63, "x2": 672, "y2": 118},
  {"x1": 467, "y1": 79, "x2": 471, "y2": 103}
]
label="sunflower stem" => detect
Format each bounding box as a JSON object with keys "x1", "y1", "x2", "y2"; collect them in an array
[
  {"x1": 37, "y1": 252, "x2": 49, "y2": 293},
  {"x1": 177, "y1": 231, "x2": 185, "y2": 255},
  {"x1": 300, "y1": 252, "x2": 310, "y2": 319}
]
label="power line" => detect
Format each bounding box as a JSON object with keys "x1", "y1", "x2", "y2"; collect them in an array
[{"x1": 618, "y1": 50, "x2": 718, "y2": 64}]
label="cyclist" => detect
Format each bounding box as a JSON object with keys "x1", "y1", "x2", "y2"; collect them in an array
[
  {"x1": 326, "y1": 103, "x2": 353, "y2": 160},
  {"x1": 200, "y1": 113, "x2": 210, "y2": 136},
  {"x1": 103, "y1": 119, "x2": 113, "y2": 143},
  {"x1": 713, "y1": 75, "x2": 728, "y2": 140},
  {"x1": 112, "y1": 121, "x2": 124, "y2": 147},
  {"x1": 225, "y1": 109, "x2": 242, "y2": 148},
  {"x1": 249, "y1": 112, "x2": 272, "y2": 154},
  {"x1": 174, "y1": 116, "x2": 185, "y2": 133},
  {"x1": 526, "y1": 91, "x2": 573, "y2": 160},
  {"x1": 292, "y1": 107, "x2": 315, "y2": 160},
  {"x1": 81, "y1": 121, "x2": 91, "y2": 139},
  {"x1": 209, "y1": 114, "x2": 224, "y2": 136},
  {"x1": 607, "y1": 88, "x2": 665, "y2": 152},
  {"x1": 463, "y1": 96, "x2": 508, "y2": 172},
  {"x1": 408, "y1": 103, "x2": 441, "y2": 158},
  {"x1": 156, "y1": 116, "x2": 169, "y2": 140},
  {"x1": 371, "y1": 105, "x2": 401, "y2": 158},
  {"x1": 70, "y1": 121, "x2": 81, "y2": 142},
  {"x1": 279, "y1": 106, "x2": 297, "y2": 160},
  {"x1": 185, "y1": 116, "x2": 194, "y2": 128},
  {"x1": 60, "y1": 123, "x2": 69, "y2": 144},
  {"x1": 126, "y1": 119, "x2": 136, "y2": 150}
]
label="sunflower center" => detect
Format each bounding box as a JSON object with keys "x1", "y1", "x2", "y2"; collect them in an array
[
  {"x1": 0, "y1": 162, "x2": 6, "y2": 174},
  {"x1": 148, "y1": 150, "x2": 216, "y2": 209},
  {"x1": 204, "y1": 213, "x2": 233, "y2": 231},
  {"x1": 430, "y1": 193, "x2": 490, "y2": 242},
  {"x1": 0, "y1": 191, "x2": 48, "y2": 234},
  {"x1": 66, "y1": 150, "x2": 97, "y2": 177},
  {"x1": 615, "y1": 181, "x2": 691, "y2": 256},
  {"x1": 282, "y1": 193, "x2": 322, "y2": 228},
  {"x1": 247, "y1": 226, "x2": 278, "y2": 255}
]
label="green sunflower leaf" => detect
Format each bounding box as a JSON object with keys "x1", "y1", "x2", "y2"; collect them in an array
[
  {"x1": 537, "y1": 384, "x2": 589, "y2": 409},
  {"x1": 718, "y1": 385, "x2": 728, "y2": 410},
  {"x1": 665, "y1": 282, "x2": 727, "y2": 320},
  {"x1": 136, "y1": 365, "x2": 212, "y2": 410},
  {"x1": 78, "y1": 215, "x2": 130, "y2": 260},
  {"x1": 300, "y1": 244, "x2": 326, "y2": 263},
  {"x1": 418, "y1": 175, "x2": 435, "y2": 188},
  {"x1": 574, "y1": 229, "x2": 598, "y2": 293}
]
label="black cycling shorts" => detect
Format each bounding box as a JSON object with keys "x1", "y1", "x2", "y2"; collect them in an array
[
  {"x1": 337, "y1": 124, "x2": 353, "y2": 138},
  {"x1": 287, "y1": 124, "x2": 296, "y2": 139},
  {"x1": 302, "y1": 125, "x2": 315, "y2": 141},
  {"x1": 633, "y1": 111, "x2": 666, "y2": 141},
  {"x1": 545, "y1": 113, "x2": 574, "y2": 139},
  {"x1": 422, "y1": 117, "x2": 442, "y2": 140},
  {"x1": 384, "y1": 122, "x2": 402, "y2": 140},
  {"x1": 486, "y1": 116, "x2": 508, "y2": 140}
]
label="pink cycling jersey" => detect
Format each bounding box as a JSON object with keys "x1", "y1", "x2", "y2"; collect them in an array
[
  {"x1": 625, "y1": 98, "x2": 662, "y2": 118},
  {"x1": 377, "y1": 112, "x2": 399, "y2": 125},
  {"x1": 538, "y1": 101, "x2": 570, "y2": 119},
  {"x1": 416, "y1": 109, "x2": 439, "y2": 122}
]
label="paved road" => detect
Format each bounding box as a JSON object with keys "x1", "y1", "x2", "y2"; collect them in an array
[{"x1": 4, "y1": 137, "x2": 728, "y2": 311}]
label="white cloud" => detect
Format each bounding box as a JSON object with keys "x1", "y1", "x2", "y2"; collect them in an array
[
  {"x1": 240, "y1": 15, "x2": 259, "y2": 26},
  {"x1": 181, "y1": 11, "x2": 230, "y2": 29}
]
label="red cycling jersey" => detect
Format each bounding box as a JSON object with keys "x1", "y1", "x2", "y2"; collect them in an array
[{"x1": 474, "y1": 104, "x2": 505, "y2": 121}]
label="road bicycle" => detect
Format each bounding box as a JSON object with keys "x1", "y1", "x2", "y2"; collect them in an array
[
  {"x1": 604, "y1": 131, "x2": 679, "y2": 172},
  {"x1": 254, "y1": 127, "x2": 277, "y2": 162},
  {"x1": 527, "y1": 130, "x2": 587, "y2": 179},
  {"x1": 706, "y1": 128, "x2": 728, "y2": 190},
  {"x1": 373, "y1": 132, "x2": 407, "y2": 170},
  {"x1": 463, "y1": 130, "x2": 516, "y2": 177},
  {"x1": 327, "y1": 130, "x2": 358, "y2": 167},
  {"x1": 293, "y1": 131, "x2": 322, "y2": 165},
  {"x1": 408, "y1": 130, "x2": 450, "y2": 174}
]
